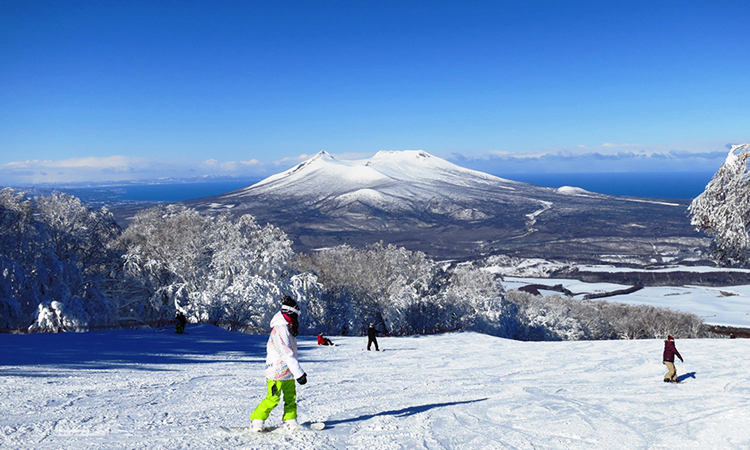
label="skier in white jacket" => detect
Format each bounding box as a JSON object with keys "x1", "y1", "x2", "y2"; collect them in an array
[{"x1": 250, "y1": 296, "x2": 307, "y2": 432}]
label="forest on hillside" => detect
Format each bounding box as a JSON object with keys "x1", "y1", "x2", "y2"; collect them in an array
[{"x1": 0, "y1": 187, "x2": 705, "y2": 339}]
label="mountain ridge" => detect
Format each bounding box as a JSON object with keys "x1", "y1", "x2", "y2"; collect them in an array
[{"x1": 184, "y1": 150, "x2": 707, "y2": 263}]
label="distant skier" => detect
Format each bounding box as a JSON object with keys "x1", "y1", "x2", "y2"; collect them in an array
[
  {"x1": 249, "y1": 296, "x2": 308, "y2": 432},
  {"x1": 663, "y1": 335, "x2": 684, "y2": 383},
  {"x1": 317, "y1": 334, "x2": 334, "y2": 346},
  {"x1": 367, "y1": 323, "x2": 381, "y2": 351},
  {"x1": 175, "y1": 312, "x2": 187, "y2": 334}
]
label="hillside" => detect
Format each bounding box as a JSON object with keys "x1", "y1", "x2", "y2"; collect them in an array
[
  {"x1": 2, "y1": 325, "x2": 748, "y2": 449},
  {"x1": 184, "y1": 151, "x2": 707, "y2": 263}
]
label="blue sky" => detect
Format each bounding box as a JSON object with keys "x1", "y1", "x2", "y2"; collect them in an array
[{"x1": 1, "y1": 1, "x2": 749, "y2": 185}]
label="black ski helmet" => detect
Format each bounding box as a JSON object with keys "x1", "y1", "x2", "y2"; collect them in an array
[
  {"x1": 281, "y1": 295, "x2": 300, "y2": 336},
  {"x1": 281, "y1": 295, "x2": 300, "y2": 315}
]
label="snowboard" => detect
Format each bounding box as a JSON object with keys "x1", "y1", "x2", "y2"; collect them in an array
[{"x1": 220, "y1": 422, "x2": 325, "y2": 434}]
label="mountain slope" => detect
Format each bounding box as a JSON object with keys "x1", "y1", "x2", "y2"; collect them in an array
[{"x1": 186, "y1": 151, "x2": 707, "y2": 262}]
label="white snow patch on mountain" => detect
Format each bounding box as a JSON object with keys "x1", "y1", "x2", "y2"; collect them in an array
[
  {"x1": 525, "y1": 200, "x2": 553, "y2": 221},
  {"x1": 2, "y1": 326, "x2": 748, "y2": 449},
  {"x1": 207, "y1": 202, "x2": 233, "y2": 209},
  {"x1": 235, "y1": 150, "x2": 518, "y2": 198},
  {"x1": 622, "y1": 197, "x2": 682, "y2": 207},
  {"x1": 556, "y1": 185, "x2": 592, "y2": 196},
  {"x1": 239, "y1": 151, "x2": 388, "y2": 192},
  {"x1": 365, "y1": 150, "x2": 510, "y2": 185},
  {"x1": 337, "y1": 188, "x2": 390, "y2": 207}
]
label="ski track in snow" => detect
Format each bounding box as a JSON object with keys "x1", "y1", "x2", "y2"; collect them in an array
[{"x1": 2, "y1": 325, "x2": 750, "y2": 449}]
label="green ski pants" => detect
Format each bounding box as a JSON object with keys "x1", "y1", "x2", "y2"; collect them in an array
[{"x1": 250, "y1": 379, "x2": 297, "y2": 421}]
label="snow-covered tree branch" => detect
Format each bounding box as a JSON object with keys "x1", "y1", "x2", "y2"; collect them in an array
[
  {"x1": 115, "y1": 205, "x2": 319, "y2": 331},
  {"x1": 689, "y1": 144, "x2": 750, "y2": 267},
  {"x1": 0, "y1": 189, "x2": 122, "y2": 331},
  {"x1": 294, "y1": 244, "x2": 512, "y2": 336},
  {"x1": 506, "y1": 290, "x2": 705, "y2": 340}
]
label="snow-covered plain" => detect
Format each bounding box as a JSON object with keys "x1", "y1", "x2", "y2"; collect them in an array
[
  {"x1": 3, "y1": 325, "x2": 750, "y2": 449},
  {"x1": 503, "y1": 276, "x2": 750, "y2": 328}
]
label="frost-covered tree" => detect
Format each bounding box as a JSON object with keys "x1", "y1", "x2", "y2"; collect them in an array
[
  {"x1": 689, "y1": 144, "x2": 750, "y2": 267},
  {"x1": 435, "y1": 264, "x2": 513, "y2": 336},
  {"x1": 294, "y1": 243, "x2": 434, "y2": 334},
  {"x1": 116, "y1": 205, "x2": 320, "y2": 331},
  {"x1": 116, "y1": 205, "x2": 213, "y2": 322},
  {"x1": 2, "y1": 195, "x2": 322, "y2": 333},
  {"x1": 0, "y1": 188, "x2": 39, "y2": 329},
  {"x1": 294, "y1": 243, "x2": 512, "y2": 336},
  {"x1": 32, "y1": 193, "x2": 122, "y2": 329},
  {"x1": 506, "y1": 290, "x2": 705, "y2": 341},
  {"x1": 0, "y1": 189, "x2": 123, "y2": 331},
  {"x1": 35, "y1": 193, "x2": 120, "y2": 273}
]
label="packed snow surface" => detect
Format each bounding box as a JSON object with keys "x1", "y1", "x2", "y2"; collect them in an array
[{"x1": 2, "y1": 325, "x2": 750, "y2": 449}]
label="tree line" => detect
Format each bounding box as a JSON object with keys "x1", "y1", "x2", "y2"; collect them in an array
[{"x1": 0, "y1": 186, "x2": 712, "y2": 339}]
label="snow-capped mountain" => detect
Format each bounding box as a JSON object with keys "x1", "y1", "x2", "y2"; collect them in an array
[
  {"x1": 220, "y1": 150, "x2": 522, "y2": 221},
  {"x1": 186, "y1": 151, "x2": 706, "y2": 262}
]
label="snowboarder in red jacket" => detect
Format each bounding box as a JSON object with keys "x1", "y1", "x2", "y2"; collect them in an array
[
  {"x1": 317, "y1": 334, "x2": 334, "y2": 346},
  {"x1": 663, "y1": 335, "x2": 684, "y2": 383}
]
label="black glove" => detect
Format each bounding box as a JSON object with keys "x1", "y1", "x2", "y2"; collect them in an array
[{"x1": 297, "y1": 373, "x2": 307, "y2": 385}]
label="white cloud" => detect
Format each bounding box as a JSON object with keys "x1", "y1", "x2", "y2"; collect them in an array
[
  {"x1": 0, "y1": 141, "x2": 744, "y2": 186},
  {"x1": 55, "y1": 156, "x2": 139, "y2": 169},
  {"x1": 449, "y1": 141, "x2": 738, "y2": 175},
  {"x1": 0, "y1": 152, "x2": 330, "y2": 186}
]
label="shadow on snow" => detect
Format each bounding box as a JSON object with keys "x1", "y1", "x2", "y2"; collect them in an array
[
  {"x1": 678, "y1": 371, "x2": 697, "y2": 382},
  {"x1": 0, "y1": 324, "x2": 268, "y2": 374},
  {"x1": 324, "y1": 398, "x2": 488, "y2": 429}
]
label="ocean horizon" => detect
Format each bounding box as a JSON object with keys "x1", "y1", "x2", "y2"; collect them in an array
[
  {"x1": 505, "y1": 171, "x2": 713, "y2": 200},
  {"x1": 7, "y1": 171, "x2": 714, "y2": 204}
]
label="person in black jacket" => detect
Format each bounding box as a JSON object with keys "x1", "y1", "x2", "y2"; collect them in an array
[
  {"x1": 367, "y1": 323, "x2": 380, "y2": 351},
  {"x1": 175, "y1": 312, "x2": 187, "y2": 334},
  {"x1": 663, "y1": 335, "x2": 684, "y2": 383}
]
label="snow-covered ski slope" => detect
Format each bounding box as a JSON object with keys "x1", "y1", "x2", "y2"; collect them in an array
[{"x1": 3, "y1": 325, "x2": 749, "y2": 449}]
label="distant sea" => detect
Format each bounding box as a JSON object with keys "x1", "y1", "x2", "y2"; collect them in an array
[
  {"x1": 42, "y1": 180, "x2": 262, "y2": 204},
  {"x1": 104, "y1": 180, "x2": 260, "y2": 202},
  {"x1": 27, "y1": 172, "x2": 714, "y2": 204},
  {"x1": 503, "y1": 172, "x2": 714, "y2": 200}
]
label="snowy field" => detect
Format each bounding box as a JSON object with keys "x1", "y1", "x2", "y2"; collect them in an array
[
  {"x1": 2, "y1": 325, "x2": 750, "y2": 449},
  {"x1": 502, "y1": 274, "x2": 750, "y2": 328}
]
